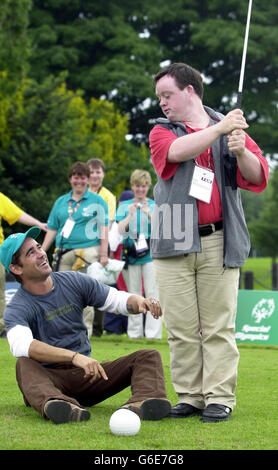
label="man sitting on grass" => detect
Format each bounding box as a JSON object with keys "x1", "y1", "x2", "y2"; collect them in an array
[{"x1": 0, "y1": 227, "x2": 171, "y2": 424}]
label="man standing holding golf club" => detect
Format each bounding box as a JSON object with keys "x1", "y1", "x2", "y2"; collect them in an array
[{"x1": 149, "y1": 62, "x2": 269, "y2": 422}]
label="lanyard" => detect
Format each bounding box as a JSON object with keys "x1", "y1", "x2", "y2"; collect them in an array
[
  {"x1": 195, "y1": 148, "x2": 212, "y2": 169},
  {"x1": 68, "y1": 199, "x2": 82, "y2": 218}
]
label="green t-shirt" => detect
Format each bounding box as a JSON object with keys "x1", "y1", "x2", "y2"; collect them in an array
[
  {"x1": 116, "y1": 198, "x2": 154, "y2": 265},
  {"x1": 47, "y1": 189, "x2": 109, "y2": 249}
]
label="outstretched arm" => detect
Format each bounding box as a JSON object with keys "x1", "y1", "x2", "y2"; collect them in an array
[
  {"x1": 18, "y1": 212, "x2": 47, "y2": 232},
  {"x1": 126, "y1": 294, "x2": 162, "y2": 319},
  {"x1": 97, "y1": 287, "x2": 162, "y2": 320}
]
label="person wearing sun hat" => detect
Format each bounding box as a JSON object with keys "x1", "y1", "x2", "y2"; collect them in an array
[{"x1": 0, "y1": 227, "x2": 171, "y2": 425}]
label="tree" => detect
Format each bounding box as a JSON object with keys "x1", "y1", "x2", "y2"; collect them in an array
[
  {"x1": 27, "y1": 0, "x2": 278, "y2": 158},
  {"x1": 28, "y1": 0, "x2": 161, "y2": 142},
  {"x1": 87, "y1": 97, "x2": 154, "y2": 194},
  {"x1": 249, "y1": 167, "x2": 278, "y2": 261},
  {"x1": 0, "y1": 0, "x2": 274, "y2": 237},
  {"x1": 0, "y1": 74, "x2": 147, "y2": 234},
  {"x1": 0, "y1": 0, "x2": 31, "y2": 91},
  {"x1": 0, "y1": 0, "x2": 32, "y2": 148}
]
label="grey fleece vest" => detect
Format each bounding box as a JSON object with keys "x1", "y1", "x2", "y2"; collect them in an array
[{"x1": 150, "y1": 105, "x2": 250, "y2": 268}]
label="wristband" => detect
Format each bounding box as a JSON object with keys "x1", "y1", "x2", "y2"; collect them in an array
[{"x1": 71, "y1": 351, "x2": 78, "y2": 362}]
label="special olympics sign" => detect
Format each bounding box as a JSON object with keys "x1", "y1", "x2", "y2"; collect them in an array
[{"x1": 236, "y1": 290, "x2": 278, "y2": 345}]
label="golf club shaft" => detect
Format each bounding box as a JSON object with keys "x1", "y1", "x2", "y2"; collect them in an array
[{"x1": 236, "y1": 0, "x2": 253, "y2": 108}]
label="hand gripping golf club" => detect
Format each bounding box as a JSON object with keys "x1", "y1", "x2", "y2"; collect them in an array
[{"x1": 235, "y1": 0, "x2": 253, "y2": 109}]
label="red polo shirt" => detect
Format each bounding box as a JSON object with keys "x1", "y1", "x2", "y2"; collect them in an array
[{"x1": 149, "y1": 124, "x2": 269, "y2": 225}]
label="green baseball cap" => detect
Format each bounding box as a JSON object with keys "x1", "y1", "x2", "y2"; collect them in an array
[{"x1": 0, "y1": 226, "x2": 41, "y2": 273}]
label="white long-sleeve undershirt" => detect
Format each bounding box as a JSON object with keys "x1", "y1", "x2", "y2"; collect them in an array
[{"x1": 7, "y1": 287, "x2": 132, "y2": 358}]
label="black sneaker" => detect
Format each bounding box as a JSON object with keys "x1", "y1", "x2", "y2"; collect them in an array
[
  {"x1": 202, "y1": 404, "x2": 232, "y2": 423},
  {"x1": 44, "y1": 399, "x2": 90, "y2": 424}
]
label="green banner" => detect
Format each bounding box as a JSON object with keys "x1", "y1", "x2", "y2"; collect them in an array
[{"x1": 236, "y1": 290, "x2": 278, "y2": 345}]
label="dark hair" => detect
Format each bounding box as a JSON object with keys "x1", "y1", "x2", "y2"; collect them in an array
[
  {"x1": 154, "y1": 62, "x2": 203, "y2": 100},
  {"x1": 69, "y1": 161, "x2": 90, "y2": 178},
  {"x1": 87, "y1": 158, "x2": 105, "y2": 172},
  {"x1": 11, "y1": 250, "x2": 23, "y2": 284}
]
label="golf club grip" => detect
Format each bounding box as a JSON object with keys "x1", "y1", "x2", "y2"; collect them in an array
[{"x1": 235, "y1": 92, "x2": 242, "y2": 109}]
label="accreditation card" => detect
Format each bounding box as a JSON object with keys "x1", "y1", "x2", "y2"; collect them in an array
[{"x1": 189, "y1": 164, "x2": 214, "y2": 204}]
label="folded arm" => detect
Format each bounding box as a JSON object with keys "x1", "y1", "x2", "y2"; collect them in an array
[{"x1": 168, "y1": 108, "x2": 249, "y2": 163}]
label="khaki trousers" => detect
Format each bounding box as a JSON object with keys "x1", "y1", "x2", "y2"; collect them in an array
[
  {"x1": 154, "y1": 230, "x2": 240, "y2": 410},
  {"x1": 58, "y1": 246, "x2": 100, "y2": 337}
]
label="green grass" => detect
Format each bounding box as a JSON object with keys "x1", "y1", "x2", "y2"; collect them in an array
[{"x1": 0, "y1": 333, "x2": 277, "y2": 451}]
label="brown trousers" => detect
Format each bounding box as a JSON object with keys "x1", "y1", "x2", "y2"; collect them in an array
[{"x1": 16, "y1": 349, "x2": 167, "y2": 418}]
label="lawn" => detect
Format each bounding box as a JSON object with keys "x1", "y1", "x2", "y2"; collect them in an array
[
  {"x1": 0, "y1": 332, "x2": 277, "y2": 452},
  {"x1": 241, "y1": 257, "x2": 274, "y2": 290}
]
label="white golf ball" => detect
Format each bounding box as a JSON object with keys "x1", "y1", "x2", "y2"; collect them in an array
[{"x1": 109, "y1": 409, "x2": 141, "y2": 436}]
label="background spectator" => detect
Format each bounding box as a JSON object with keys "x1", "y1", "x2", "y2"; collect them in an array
[
  {"x1": 116, "y1": 170, "x2": 162, "y2": 339},
  {"x1": 42, "y1": 162, "x2": 109, "y2": 338}
]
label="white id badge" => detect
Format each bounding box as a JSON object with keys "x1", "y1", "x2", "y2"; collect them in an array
[
  {"x1": 134, "y1": 233, "x2": 148, "y2": 254},
  {"x1": 61, "y1": 217, "x2": 75, "y2": 238},
  {"x1": 189, "y1": 164, "x2": 214, "y2": 203}
]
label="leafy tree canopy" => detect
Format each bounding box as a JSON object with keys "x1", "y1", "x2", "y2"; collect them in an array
[
  {"x1": 0, "y1": 0, "x2": 32, "y2": 147},
  {"x1": 0, "y1": 73, "x2": 152, "y2": 235},
  {"x1": 0, "y1": 0, "x2": 276, "y2": 253},
  {"x1": 27, "y1": 0, "x2": 278, "y2": 156}
]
